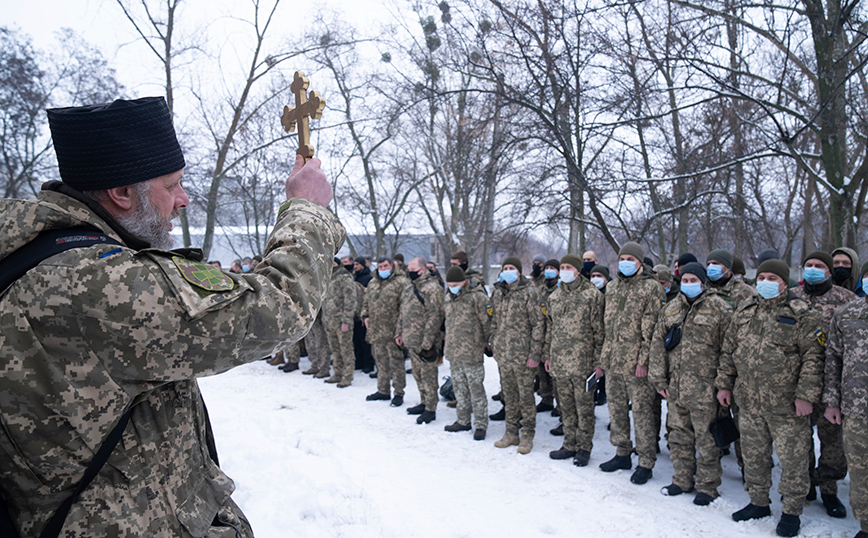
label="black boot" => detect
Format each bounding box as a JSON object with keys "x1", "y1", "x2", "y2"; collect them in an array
[
  {"x1": 806, "y1": 485, "x2": 817, "y2": 501},
  {"x1": 599, "y1": 455, "x2": 632, "y2": 472},
  {"x1": 366, "y1": 392, "x2": 390, "y2": 401},
  {"x1": 489, "y1": 406, "x2": 506, "y2": 421},
  {"x1": 492, "y1": 391, "x2": 502, "y2": 402},
  {"x1": 550, "y1": 423, "x2": 564, "y2": 436},
  {"x1": 444, "y1": 422, "x2": 471, "y2": 432},
  {"x1": 406, "y1": 403, "x2": 425, "y2": 415},
  {"x1": 693, "y1": 492, "x2": 715, "y2": 506},
  {"x1": 630, "y1": 466, "x2": 652, "y2": 485},
  {"x1": 821, "y1": 493, "x2": 847, "y2": 518},
  {"x1": 573, "y1": 449, "x2": 590, "y2": 467},
  {"x1": 473, "y1": 429, "x2": 486, "y2": 441},
  {"x1": 776, "y1": 513, "x2": 800, "y2": 537},
  {"x1": 549, "y1": 447, "x2": 577, "y2": 460},
  {"x1": 536, "y1": 400, "x2": 554, "y2": 413},
  {"x1": 732, "y1": 503, "x2": 771, "y2": 522},
  {"x1": 390, "y1": 395, "x2": 403, "y2": 407},
  {"x1": 417, "y1": 410, "x2": 435, "y2": 424},
  {"x1": 660, "y1": 484, "x2": 694, "y2": 496}
]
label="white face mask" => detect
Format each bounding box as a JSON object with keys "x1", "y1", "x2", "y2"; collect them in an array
[
  {"x1": 559, "y1": 270, "x2": 577, "y2": 284},
  {"x1": 591, "y1": 276, "x2": 605, "y2": 289}
]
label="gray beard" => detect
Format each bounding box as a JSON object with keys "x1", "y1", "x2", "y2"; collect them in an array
[{"x1": 116, "y1": 182, "x2": 175, "y2": 250}]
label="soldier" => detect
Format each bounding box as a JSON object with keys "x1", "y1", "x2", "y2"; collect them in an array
[
  {"x1": 0, "y1": 97, "x2": 342, "y2": 536},
  {"x1": 599, "y1": 241, "x2": 665, "y2": 485},
  {"x1": 362, "y1": 257, "x2": 409, "y2": 404},
  {"x1": 832, "y1": 247, "x2": 861, "y2": 292},
  {"x1": 590, "y1": 265, "x2": 610, "y2": 292},
  {"x1": 649, "y1": 263, "x2": 732, "y2": 506},
  {"x1": 823, "y1": 260, "x2": 868, "y2": 538},
  {"x1": 581, "y1": 250, "x2": 599, "y2": 279},
  {"x1": 705, "y1": 249, "x2": 757, "y2": 310},
  {"x1": 301, "y1": 311, "x2": 331, "y2": 378},
  {"x1": 323, "y1": 257, "x2": 358, "y2": 387},
  {"x1": 544, "y1": 255, "x2": 605, "y2": 467},
  {"x1": 536, "y1": 258, "x2": 561, "y2": 413},
  {"x1": 531, "y1": 254, "x2": 546, "y2": 286},
  {"x1": 673, "y1": 252, "x2": 697, "y2": 283},
  {"x1": 716, "y1": 259, "x2": 824, "y2": 538},
  {"x1": 450, "y1": 250, "x2": 486, "y2": 292},
  {"x1": 732, "y1": 256, "x2": 747, "y2": 282},
  {"x1": 490, "y1": 257, "x2": 545, "y2": 454},
  {"x1": 792, "y1": 250, "x2": 856, "y2": 517},
  {"x1": 443, "y1": 266, "x2": 492, "y2": 440},
  {"x1": 654, "y1": 264, "x2": 679, "y2": 303},
  {"x1": 396, "y1": 257, "x2": 445, "y2": 424}
]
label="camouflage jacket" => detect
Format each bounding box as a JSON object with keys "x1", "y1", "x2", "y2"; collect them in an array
[
  {"x1": 600, "y1": 268, "x2": 666, "y2": 375},
  {"x1": 322, "y1": 265, "x2": 357, "y2": 328},
  {"x1": 715, "y1": 291, "x2": 825, "y2": 415},
  {"x1": 823, "y1": 297, "x2": 868, "y2": 418},
  {"x1": 792, "y1": 281, "x2": 857, "y2": 330},
  {"x1": 444, "y1": 286, "x2": 492, "y2": 363},
  {"x1": 395, "y1": 272, "x2": 444, "y2": 353},
  {"x1": 649, "y1": 291, "x2": 732, "y2": 406},
  {"x1": 544, "y1": 277, "x2": 605, "y2": 378},
  {"x1": 708, "y1": 276, "x2": 757, "y2": 310},
  {"x1": 490, "y1": 276, "x2": 545, "y2": 364},
  {"x1": 465, "y1": 268, "x2": 486, "y2": 293},
  {"x1": 360, "y1": 269, "x2": 408, "y2": 344},
  {"x1": 0, "y1": 183, "x2": 344, "y2": 537}
]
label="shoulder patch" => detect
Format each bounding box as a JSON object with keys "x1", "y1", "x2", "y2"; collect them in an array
[
  {"x1": 486, "y1": 302, "x2": 493, "y2": 316},
  {"x1": 814, "y1": 329, "x2": 826, "y2": 346},
  {"x1": 172, "y1": 256, "x2": 236, "y2": 292},
  {"x1": 661, "y1": 299, "x2": 667, "y2": 306},
  {"x1": 541, "y1": 301, "x2": 547, "y2": 315}
]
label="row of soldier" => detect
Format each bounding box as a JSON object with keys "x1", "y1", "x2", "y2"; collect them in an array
[{"x1": 265, "y1": 243, "x2": 868, "y2": 538}]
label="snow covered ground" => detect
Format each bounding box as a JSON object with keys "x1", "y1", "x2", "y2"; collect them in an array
[{"x1": 199, "y1": 357, "x2": 858, "y2": 538}]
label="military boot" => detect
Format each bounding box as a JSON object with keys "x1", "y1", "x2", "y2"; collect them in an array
[
  {"x1": 314, "y1": 371, "x2": 329, "y2": 379},
  {"x1": 776, "y1": 513, "x2": 800, "y2": 537},
  {"x1": 517, "y1": 437, "x2": 533, "y2": 454},
  {"x1": 494, "y1": 432, "x2": 519, "y2": 448},
  {"x1": 267, "y1": 353, "x2": 284, "y2": 366},
  {"x1": 416, "y1": 410, "x2": 436, "y2": 424},
  {"x1": 473, "y1": 429, "x2": 486, "y2": 441},
  {"x1": 550, "y1": 423, "x2": 563, "y2": 436},
  {"x1": 599, "y1": 454, "x2": 632, "y2": 472},
  {"x1": 406, "y1": 404, "x2": 425, "y2": 415},
  {"x1": 573, "y1": 450, "x2": 590, "y2": 467},
  {"x1": 489, "y1": 406, "x2": 506, "y2": 421},
  {"x1": 280, "y1": 362, "x2": 299, "y2": 372},
  {"x1": 302, "y1": 367, "x2": 318, "y2": 375},
  {"x1": 444, "y1": 422, "x2": 471, "y2": 432},
  {"x1": 630, "y1": 466, "x2": 653, "y2": 485},
  {"x1": 324, "y1": 376, "x2": 340, "y2": 383},
  {"x1": 732, "y1": 503, "x2": 771, "y2": 522},
  {"x1": 822, "y1": 493, "x2": 847, "y2": 518},
  {"x1": 536, "y1": 399, "x2": 554, "y2": 413},
  {"x1": 549, "y1": 447, "x2": 576, "y2": 460}
]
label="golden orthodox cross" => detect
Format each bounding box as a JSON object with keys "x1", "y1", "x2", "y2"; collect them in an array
[{"x1": 280, "y1": 71, "x2": 325, "y2": 160}]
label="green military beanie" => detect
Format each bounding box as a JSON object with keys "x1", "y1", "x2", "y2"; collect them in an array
[
  {"x1": 502, "y1": 256, "x2": 522, "y2": 274},
  {"x1": 732, "y1": 256, "x2": 746, "y2": 276},
  {"x1": 446, "y1": 266, "x2": 466, "y2": 283},
  {"x1": 804, "y1": 250, "x2": 834, "y2": 271},
  {"x1": 560, "y1": 254, "x2": 583, "y2": 272},
  {"x1": 861, "y1": 260, "x2": 868, "y2": 278},
  {"x1": 757, "y1": 259, "x2": 789, "y2": 282},
  {"x1": 619, "y1": 241, "x2": 644, "y2": 261},
  {"x1": 653, "y1": 264, "x2": 672, "y2": 282},
  {"x1": 544, "y1": 258, "x2": 560, "y2": 270},
  {"x1": 591, "y1": 265, "x2": 610, "y2": 280},
  {"x1": 707, "y1": 249, "x2": 734, "y2": 270}
]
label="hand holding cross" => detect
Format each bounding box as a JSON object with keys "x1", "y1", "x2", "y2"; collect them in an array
[{"x1": 280, "y1": 71, "x2": 326, "y2": 161}]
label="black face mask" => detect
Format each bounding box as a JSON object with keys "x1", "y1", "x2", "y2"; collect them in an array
[
  {"x1": 460, "y1": 262, "x2": 468, "y2": 272},
  {"x1": 583, "y1": 261, "x2": 595, "y2": 273},
  {"x1": 408, "y1": 270, "x2": 421, "y2": 281},
  {"x1": 531, "y1": 265, "x2": 542, "y2": 277},
  {"x1": 833, "y1": 266, "x2": 851, "y2": 286}
]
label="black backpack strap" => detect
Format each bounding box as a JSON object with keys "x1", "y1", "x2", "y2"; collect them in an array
[
  {"x1": 0, "y1": 226, "x2": 123, "y2": 293},
  {"x1": 411, "y1": 283, "x2": 425, "y2": 307},
  {"x1": 37, "y1": 406, "x2": 133, "y2": 538}
]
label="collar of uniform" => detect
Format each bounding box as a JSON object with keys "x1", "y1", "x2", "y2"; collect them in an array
[
  {"x1": 41, "y1": 180, "x2": 150, "y2": 250},
  {"x1": 804, "y1": 278, "x2": 832, "y2": 296},
  {"x1": 709, "y1": 273, "x2": 732, "y2": 289},
  {"x1": 758, "y1": 288, "x2": 789, "y2": 309}
]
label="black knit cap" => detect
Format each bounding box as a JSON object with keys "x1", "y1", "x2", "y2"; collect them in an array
[
  {"x1": 544, "y1": 258, "x2": 561, "y2": 270},
  {"x1": 446, "y1": 266, "x2": 466, "y2": 283},
  {"x1": 590, "y1": 265, "x2": 610, "y2": 280},
  {"x1": 677, "y1": 252, "x2": 697, "y2": 266},
  {"x1": 680, "y1": 261, "x2": 707, "y2": 284},
  {"x1": 803, "y1": 250, "x2": 834, "y2": 271},
  {"x1": 47, "y1": 97, "x2": 185, "y2": 190},
  {"x1": 502, "y1": 256, "x2": 522, "y2": 274},
  {"x1": 757, "y1": 259, "x2": 789, "y2": 282}
]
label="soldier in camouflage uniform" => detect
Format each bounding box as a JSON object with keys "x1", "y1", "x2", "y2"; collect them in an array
[
  {"x1": 302, "y1": 312, "x2": 331, "y2": 378},
  {"x1": 599, "y1": 241, "x2": 665, "y2": 485},
  {"x1": 490, "y1": 257, "x2": 545, "y2": 454},
  {"x1": 823, "y1": 260, "x2": 868, "y2": 538},
  {"x1": 716, "y1": 259, "x2": 825, "y2": 538},
  {"x1": 362, "y1": 257, "x2": 409, "y2": 404},
  {"x1": 450, "y1": 250, "x2": 486, "y2": 292},
  {"x1": 322, "y1": 258, "x2": 358, "y2": 387},
  {"x1": 536, "y1": 258, "x2": 561, "y2": 412},
  {"x1": 278, "y1": 342, "x2": 302, "y2": 372},
  {"x1": 531, "y1": 254, "x2": 547, "y2": 287},
  {"x1": 443, "y1": 266, "x2": 492, "y2": 439},
  {"x1": 0, "y1": 97, "x2": 343, "y2": 537},
  {"x1": 649, "y1": 263, "x2": 732, "y2": 506},
  {"x1": 792, "y1": 250, "x2": 856, "y2": 517},
  {"x1": 544, "y1": 255, "x2": 604, "y2": 467},
  {"x1": 396, "y1": 258, "x2": 445, "y2": 423}
]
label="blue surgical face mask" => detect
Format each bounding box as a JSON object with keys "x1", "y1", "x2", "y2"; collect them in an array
[
  {"x1": 559, "y1": 270, "x2": 577, "y2": 284},
  {"x1": 681, "y1": 282, "x2": 703, "y2": 298},
  {"x1": 544, "y1": 269, "x2": 558, "y2": 279},
  {"x1": 242, "y1": 264, "x2": 251, "y2": 272},
  {"x1": 803, "y1": 267, "x2": 828, "y2": 285},
  {"x1": 619, "y1": 260, "x2": 638, "y2": 277},
  {"x1": 448, "y1": 284, "x2": 462, "y2": 295},
  {"x1": 863, "y1": 276, "x2": 868, "y2": 291},
  {"x1": 756, "y1": 280, "x2": 782, "y2": 299},
  {"x1": 500, "y1": 269, "x2": 518, "y2": 284},
  {"x1": 378, "y1": 269, "x2": 391, "y2": 279},
  {"x1": 706, "y1": 264, "x2": 724, "y2": 282}
]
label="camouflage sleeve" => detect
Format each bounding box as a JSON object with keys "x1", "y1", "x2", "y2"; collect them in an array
[
  {"x1": 340, "y1": 276, "x2": 356, "y2": 325},
  {"x1": 360, "y1": 284, "x2": 371, "y2": 320},
  {"x1": 477, "y1": 294, "x2": 493, "y2": 344},
  {"x1": 421, "y1": 284, "x2": 444, "y2": 351},
  {"x1": 85, "y1": 198, "x2": 344, "y2": 382},
  {"x1": 528, "y1": 286, "x2": 545, "y2": 359},
  {"x1": 591, "y1": 290, "x2": 605, "y2": 366},
  {"x1": 489, "y1": 292, "x2": 499, "y2": 341},
  {"x1": 823, "y1": 309, "x2": 845, "y2": 409},
  {"x1": 394, "y1": 287, "x2": 405, "y2": 339},
  {"x1": 795, "y1": 308, "x2": 825, "y2": 404},
  {"x1": 648, "y1": 309, "x2": 668, "y2": 393},
  {"x1": 543, "y1": 296, "x2": 554, "y2": 359},
  {"x1": 715, "y1": 315, "x2": 738, "y2": 391},
  {"x1": 638, "y1": 284, "x2": 665, "y2": 368}
]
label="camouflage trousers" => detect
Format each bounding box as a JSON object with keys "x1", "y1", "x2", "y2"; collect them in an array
[
  {"x1": 739, "y1": 411, "x2": 811, "y2": 515},
  {"x1": 498, "y1": 360, "x2": 537, "y2": 440},
  {"x1": 666, "y1": 399, "x2": 721, "y2": 497},
  {"x1": 553, "y1": 372, "x2": 595, "y2": 453},
  {"x1": 372, "y1": 340, "x2": 406, "y2": 396},
  {"x1": 607, "y1": 373, "x2": 658, "y2": 469},
  {"x1": 537, "y1": 363, "x2": 557, "y2": 404},
  {"x1": 307, "y1": 318, "x2": 331, "y2": 375},
  {"x1": 276, "y1": 342, "x2": 300, "y2": 364},
  {"x1": 325, "y1": 324, "x2": 355, "y2": 383},
  {"x1": 809, "y1": 402, "x2": 847, "y2": 495},
  {"x1": 843, "y1": 415, "x2": 868, "y2": 532},
  {"x1": 450, "y1": 361, "x2": 488, "y2": 431},
  {"x1": 410, "y1": 350, "x2": 439, "y2": 411}
]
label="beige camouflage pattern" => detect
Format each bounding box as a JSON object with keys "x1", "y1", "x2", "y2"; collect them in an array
[
  {"x1": 716, "y1": 291, "x2": 824, "y2": 516},
  {"x1": 537, "y1": 281, "x2": 559, "y2": 403},
  {"x1": 444, "y1": 284, "x2": 491, "y2": 430},
  {"x1": 323, "y1": 266, "x2": 357, "y2": 383},
  {"x1": 649, "y1": 291, "x2": 731, "y2": 497},
  {"x1": 409, "y1": 350, "x2": 439, "y2": 411},
  {"x1": 450, "y1": 362, "x2": 488, "y2": 431},
  {"x1": 396, "y1": 272, "x2": 444, "y2": 411},
  {"x1": 843, "y1": 415, "x2": 868, "y2": 532},
  {"x1": 464, "y1": 268, "x2": 486, "y2": 292},
  {"x1": 708, "y1": 276, "x2": 757, "y2": 310},
  {"x1": 306, "y1": 312, "x2": 331, "y2": 375},
  {"x1": 824, "y1": 296, "x2": 868, "y2": 418},
  {"x1": 0, "y1": 188, "x2": 344, "y2": 537},
  {"x1": 361, "y1": 270, "x2": 408, "y2": 396}
]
